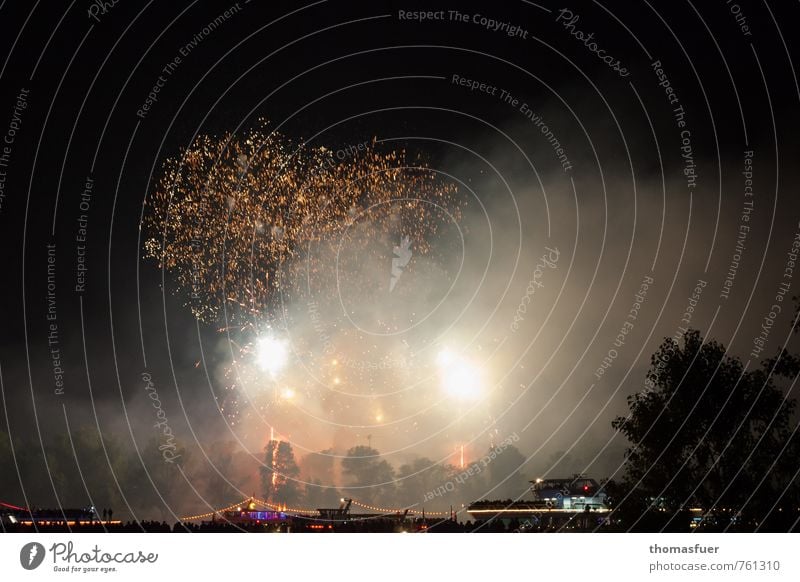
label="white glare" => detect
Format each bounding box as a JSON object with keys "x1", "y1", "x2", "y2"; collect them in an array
[
  {"x1": 437, "y1": 348, "x2": 482, "y2": 400},
  {"x1": 436, "y1": 348, "x2": 455, "y2": 367},
  {"x1": 256, "y1": 337, "x2": 289, "y2": 375}
]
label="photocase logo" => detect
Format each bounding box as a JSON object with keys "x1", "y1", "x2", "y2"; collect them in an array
[
  {"x1": 20, "y1": 542, "x2": 46, "y2": 570},
  {"x1": 390, "y1": 235, "x2": 412, "y2": 292},
  {"x1": 87, "y1": 0, "x2": 121, "y2": 23}
]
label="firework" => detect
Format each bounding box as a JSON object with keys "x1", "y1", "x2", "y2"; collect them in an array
[{"x1": 142, "y1": 122, "x2": 462, "y2": 323}]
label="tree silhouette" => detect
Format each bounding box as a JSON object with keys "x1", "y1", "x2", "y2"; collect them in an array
[
  {"x1": 299, "y1": 448, "x2": 336, "y2": 484},
  {"x1": 341, "y1": 445, "x2": 396, "y2": 505},
  {"x1": 260, "y1": 440, "x2": 302, "y2": 505},
  {"x1": 613, "y1": 329, "x2": 799, "y2": 530},
  {"x1": 300, "y1": 448, "x2": 342, "y2": 509},
  {"x1": 486, "y1": 444, "x2": 529, "y2": 500},
  {"x1": 188, "y1": 440, "x2": 258, "y2": 510},
  {"x1": 130, "y1": 437, "x2": 189, "y2": 522},
  {"x1": 395, "y1": 457, "x2": 458, "y2": 507}
]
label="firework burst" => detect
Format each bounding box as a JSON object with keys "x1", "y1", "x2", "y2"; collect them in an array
[
  {"x1": 143, "y1": 122, "x2": 462, "y2": 324},
  {"x1": 143, "y1": 123, "x2": 469, "y2": 434}
]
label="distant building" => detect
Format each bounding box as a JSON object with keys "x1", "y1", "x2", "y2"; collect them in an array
[
  {"x1": 530, "y1": 475, "x2": 608, "y2": 511},
  {"x1": 220, "y1": 503, "x2": 288, "y2": 525},
  {"x1": 466, "y1": 475, "x2": 611, "y2": 529}
]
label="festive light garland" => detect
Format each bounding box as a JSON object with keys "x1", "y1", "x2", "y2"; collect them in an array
[
  {"x1": 250, "y1": 496, "x2": 318, "y2": 515},
  {"x1": 180, "y1": 499, "x2": 247, "y2": 522},
  {"x1": 180, "y1": 497, "x2": 452, "y2": 521},
  {"x1": 350, "y1": 500, "x2": 450, "y2": 517}
]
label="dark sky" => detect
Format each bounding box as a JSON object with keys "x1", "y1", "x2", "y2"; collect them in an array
[{"x1": 1, "y1": 0, "x2": 800, "y2": 515}]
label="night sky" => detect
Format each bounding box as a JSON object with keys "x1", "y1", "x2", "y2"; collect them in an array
[{"x1": 1, "y1": 0, "x2": 800, "y2": 519}]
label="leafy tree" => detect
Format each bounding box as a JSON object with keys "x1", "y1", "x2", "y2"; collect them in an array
[
  {"x1": 303, "y1": 479, "x2": 344, "y2": 509},
  {"x1": 395, "y1": 457, "x2": 458, "y2": 507},
  {"x1": 261, "y1": 440, "x2": 302, "y2": 505},
  {"x1": 299, "y1": 448, "x2": 336, "y2": 484},
  {"x1": 2, "y1": 427, "x2": 138, "y2": 515},
  {"x1": 613, "y1": 329, "x2": 798, "y2": 528},
  {"x1": 486, "y1": 444, "x2": 529, "y2": 500},
  {"x1": 124, "y1": 437, "x2": 189, "y2": 522},
  {"x1": 187, "y1": 440, "x2": 258, "y2": 509},
  {"x1": 299, "y1": 448, "x2": 341, "y2": 509},
  {"x1": 341, "y1": 446, "x2": 396, "y2": 505}
]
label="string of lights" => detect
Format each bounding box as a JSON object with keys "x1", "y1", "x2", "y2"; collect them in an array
[
  {"x1": 250, "y1": 496, "x2": 318, "y2": 515},
  {"x1": 350, "y1": 500, "x2": 449, "y2": 517},
  {"x1": 179, "y1": 499, "x2": 248, "y2": 522},
  {"x1": 179, "y1": 497, "x2": 452, "y2": 520}
]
